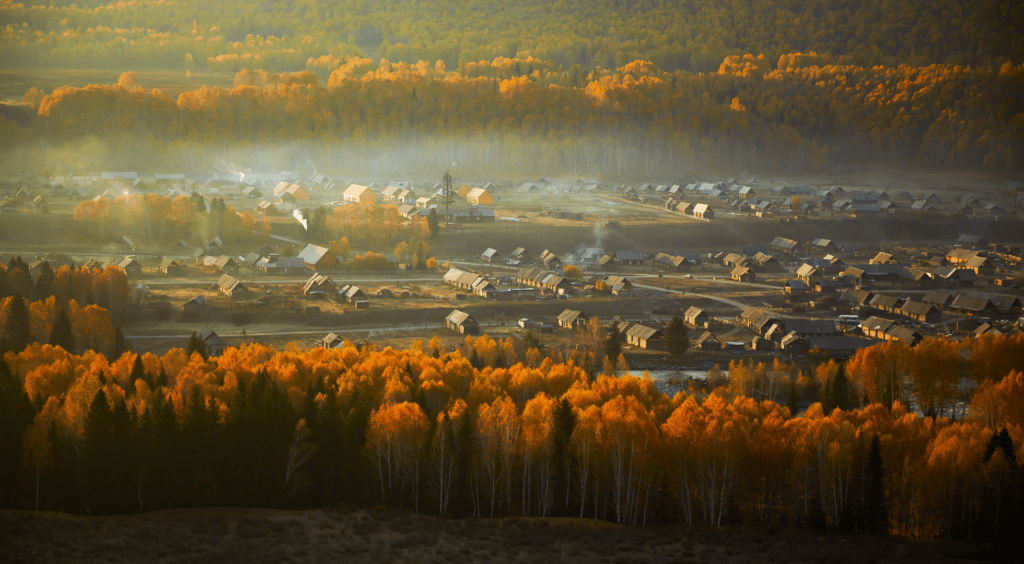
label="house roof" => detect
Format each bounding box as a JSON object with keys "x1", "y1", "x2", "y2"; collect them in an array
[
  {"x1": 796, "y1": 264, "x2": 820, "y2": 277},
  {"x1": 627, "y1": 324, "x2": 663, "y2": 340},
  {"x1": 466, "y1": 188, "x2": 490, "y2": 199},
  {"x1": 770, "y1": 236, "x2": 799, "y2": 250},
  {"x1": 901, "y1": 300, "x2": 936, "y2": 316},
  {"x1": 217, "y1": 274, "x2": 244, "y2": 291},
  {"x1": 344, "y1": 184, "x2": 372, "y2": 198},
  {"x1": 297, "y1": 244, "x2": 332, "y2": 265},
  {"x1": 862, "y1": 316, "x2": 897, "y2": 334},
  {"x1": 731, "y1": 265, "x2": 752, "y2": 276},
  {"x1": 558, "y1": 309, "x2": 586, "y2": 324},
  {"x1": 615, "y1": 251, "x2": 644, "y2": 261},
  {"x1": 957, "y1": 234, "x2": 985, "y2": 245},
  {"x1": 446, "y1": 309, "x2": 476, "y2": 326},
  {"x1": 922, "y1": 290, "x2": 955, "y2": 305},
  {"x1": 950, "y1": 294, "x2": 994, "y2": 312},
  {"x1": 482, "y1": 248, "x2": 500, "y2": 258},
  {"x1": 684, "y1": 306, "x2": 706, "y2": 319},
  {"x1": 695, "y1": 331, "x2": 720, "y2": 345}
]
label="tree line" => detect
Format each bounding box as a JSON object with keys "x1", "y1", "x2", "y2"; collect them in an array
[
  {"x1": 0, "y1": 325, "x2": 1021, "y2": 540},
  {"x1": 1, "y1": 0, "x2": 1020, "y2": 74},
  {"x1": 16, "y1": 56, "x2": 1023, "y2": 173},
  {"x1": 0, "y1": 259, "x2": 129, "y2": 358}
]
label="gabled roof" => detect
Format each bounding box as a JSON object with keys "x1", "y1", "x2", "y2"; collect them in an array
[
  {"x1": 770, "y1": 236, "x2": 799, "y2": 250},
  {"x1": 901, "y1": 300, "x2": 936, "y2": 316},
  {"x1": 949, "y1": 294, "x2": 993, "y2": 312},
  {"x1": 862, "y1": 316, "x2": 897, "y2": 334},
  {"x1": 297, "y1": 244, "x2": 332, "y2": 265},
  {"x1": 922, "y1": 290, "x2": 955, "y2": 306},
  {"x1": 344, "y1": 184, "x2": 372, "y2": 198},
  {"x1": 627, "y1": 324, "x2": 663, "y2": 340},
  {"x1": 482, "y1": 248, "x2": 501, "y2": 259},
  {"x1": 615, "y1": 251, "x2": 644, "y2": 261},
  {"x1": 684, "y1": 306, "x2": 706, "y2": 319},
  {"x1": 695, "y1": 331, "x2": 720, "y2": 345},
  {"x1": 558, "y1": 309, "x2": 586, "y2": 324}
]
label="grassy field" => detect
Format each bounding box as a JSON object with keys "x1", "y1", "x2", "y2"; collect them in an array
[{"x1": 0, "y1": 507, "x2": 998, "y2": 564}]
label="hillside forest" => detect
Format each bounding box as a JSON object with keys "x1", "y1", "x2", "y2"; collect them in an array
[
  {"x1": 1, "y1": 258, "x2": 1023, "y2": 538},
  {"x1": 1, "y1": 0, "x2": 1023, "y2": 175}
]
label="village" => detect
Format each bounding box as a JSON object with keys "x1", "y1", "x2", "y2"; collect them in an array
[{"x1": 1, "y1": 167, "x2": 1023, "y2": 388}]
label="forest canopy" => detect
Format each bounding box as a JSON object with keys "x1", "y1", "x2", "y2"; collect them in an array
[{"x1": 1, "y1": 0, "x2": 1022, "y2": 73}]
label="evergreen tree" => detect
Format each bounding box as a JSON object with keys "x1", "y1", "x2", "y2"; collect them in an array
[
  {"x1": 664, "y1": 316, "x2": 689, "y2": 356},
  {"x1": 110, "y1": 327, "x2": 129, "y2": 359},
  {"x1": 0, "y1": 358, "x2": 35, "y2": 508},
  {"x1": 787, "y1": 376, "x2": 799, "y2": 415},
  {"x1": 523, "y1": 330, "x2": 542, "y2": 352},
  {"x1": 833, "y1": 364, "x2": 850, "y2": 411},
  {"x1": 35, "y1": 261, "x2": 55, "y2": 300},
  {"x1": 1, "y1": 295, "x2": 32, "y2": 354},
  {"x1": 866, "y1": 434, "x2": 887, "y2": 533},
  {"x1": 48, "y1": 308, "x2": 75, "y2": 353},
  {"x1": 551, "y1": 397, "x2": 577, "y2": 514},
  {"x1": 129, "y1": 354, "x2": 146, "y2": 389},
  {"x1": 427, "y1": 208, "x2": 439, "y2": 238},
  {"x1": 185, "y1": 331, "x2": 208, "y2": 360},
  {"x1": 80, "y1": 389, "x2": 114, "y2": 513},
  {"x1": 604, "y1": 325, "x2": 622, "y2": 368}
]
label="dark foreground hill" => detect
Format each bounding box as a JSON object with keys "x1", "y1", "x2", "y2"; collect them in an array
[{"x1": 0, "y1": 507, "x2": 999, "y2": 564}]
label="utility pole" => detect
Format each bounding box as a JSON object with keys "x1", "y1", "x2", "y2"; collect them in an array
[{"x1": 443, "y1": 170, "x2": 452, "y2": 228}]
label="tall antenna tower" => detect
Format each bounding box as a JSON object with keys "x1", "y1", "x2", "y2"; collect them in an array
[{"x1": 443, "y1": 170, "x2": 452, "y2": 227}]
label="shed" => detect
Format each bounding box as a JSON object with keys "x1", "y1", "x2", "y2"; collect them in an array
[
  {"x1": 694, "y1": 331, "x2": 721, "y2": 351},
  {"x1": 446, "y1": 310, "x2": 479, "y2": 335},
  {"x1": 558, "y1": 309, "x2": 588, "y2": 329},
  {"x1": 626, "y1": 324, "x2": 665, "y2": 350},
  {"x1": 198, "y1": 326, "x2": 227, "y2": 357}
]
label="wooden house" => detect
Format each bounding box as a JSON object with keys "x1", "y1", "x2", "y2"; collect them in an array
[
  {"x1": 217, "y1": 274, "x2": 249, "y2": 298},
  {"x1": 159, "y1": 258, "x2": 181, "y2": 275},
  {"x1": 626, "y1": 324, "x2": 664, "y2": 350},
  {"x1": 694, "y1": 331, "x2": 721, "y2": 351},
  {"x1": 199, "y1": 326, "x2": 227, "y2": 357},
  {"x1": 482, "y1": 248, "x2": 502, "y2": 263},
  {"x1": 182, "y1": 295, "x2": 205, "y2": 317},
  {"x1": 731, "y1": 265, "x2": 755, "y2": 282},
  {"x1": 343, "y1": 184, "x2": 376, "y2": 205},
  {"x1": 115, "y1": 256, "x2": 142, "y2": 277},
  {"x1": 692, "y1": 203, "x2": 714, "y2": 219},
  {"x1": 558, "y1": 309, "x2": 588, "y2": 329},
  {"x1": 297, "y1": 244, "x2": 339, "y2": 270},
  {"x1": 684, "y1": 306, "x2": 709, "y2": 328},
  {"x1": 446, "y1": 310, "x2": 479, "y2": 335},
  {"x1": 466, "y1": 188, "x2": 494, "y2": 205}
]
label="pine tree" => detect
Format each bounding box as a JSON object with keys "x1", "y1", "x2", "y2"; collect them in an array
[
  {"x1": 427, "y1": 208, "x2": 439, "y2": 238},
  {"x1": 1, "y1": 295, "x2": 32, "y2": 354},
  {"x1": 80, "y1": 389, "x2": 114, "y2": 513},
  {"x1": 604, "y1": 325, "x2": 622, "y2": 368},
  {"x1": 0, "y1": 358, "x2": 35, "y2": 508},
  {"x1": 129, "y1": 354, "x2": 146, "y2": 388},
  {"x1": 551, "y1": 398, "x2": 577, "y2": 514},
  {"x1": 35, "y1": 262, "x2": 55, "y2": 300},
  {"x1": 185, "y1": 332, "x2": 208, "y2": 360},
  {"x1": 833, "y1": 364, "x2": 850, "y2": 411},
  {"x1": 787, "y1": 376, "x2": 799, "y2": 415},
  {"x1": 866, "y1": 434, "x2": 887, "y2": 533},
  {"x1": 48, "y1": 308, "x2": 75, "y2": 353},
  {"x1": 664, "y1": 316, "x2": 689, "y2": 356},
  {"x1": 110, "y1": 327, "x2": 129, "y2": 359}
]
